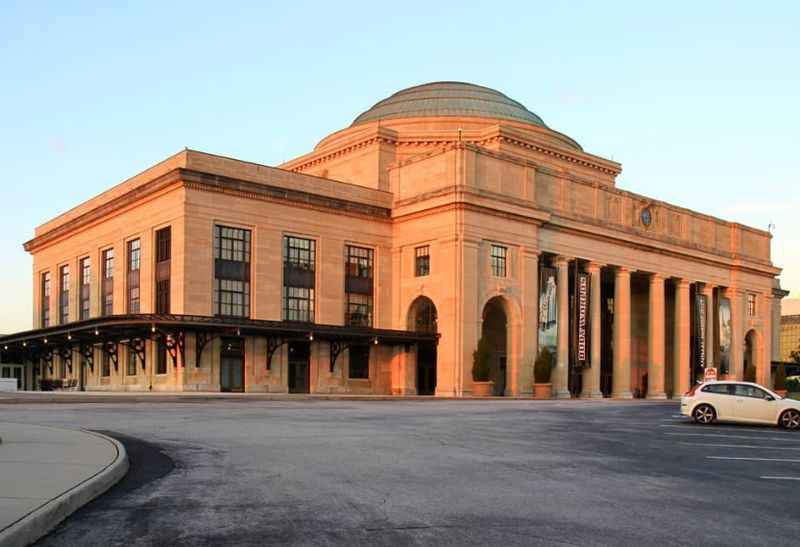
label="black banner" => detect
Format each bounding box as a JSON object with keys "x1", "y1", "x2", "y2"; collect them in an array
[
  {"x1": 572, "y1": 271, "x2": 591, "y2": 369},
  {"x1": 694, "y1": 293, "x2": 707, "y2": 372}
]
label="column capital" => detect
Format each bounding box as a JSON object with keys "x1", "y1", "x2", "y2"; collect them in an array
[
  {"x1": 649, "y1": 272, "x2": 666, "y2": 283},
  {"x1": 555, "y1": 255, "x2": 572, "y2": 267},
  {"x1": 674, "y1": 278, "x2": 691, "y2": 288},
  {"x1": 614, "y1": 266, "x2": 632, "y2": 277},
  {"x1": 586, "y1": 261, "x2": 604, "y2": 273},
  {"x1": 700, "y1": 283, "x2": 715, "y2": 295}
]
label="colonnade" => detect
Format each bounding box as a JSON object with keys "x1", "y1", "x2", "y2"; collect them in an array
[{"x1": 548, "y1": 256, "x2": 759, "y2": 399}]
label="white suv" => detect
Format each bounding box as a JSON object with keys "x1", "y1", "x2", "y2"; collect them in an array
[{"x1": 681, "y1": 381, "x2": 800, "y2": 429}]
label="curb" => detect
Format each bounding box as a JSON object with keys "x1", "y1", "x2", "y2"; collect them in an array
[{"x1": 0, "y1": 429, "x2": 129, "y2": 547}]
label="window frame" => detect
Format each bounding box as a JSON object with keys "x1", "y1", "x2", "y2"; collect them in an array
[
  {"x1": 127, "y1": 238, "x2": 141, "y2": 314},
  {"x1": 213, "y1": 225, "x2": 252, "y2": 318},
  {"x1": 414, "y1": 245, "x2": 430, "y2": 277},
  {"x1": 41, "y1": 271, "x2": 51, "y2": 328},
  {"x1": 58, "y1": 264, "x2": 70, "y2": 324},
  {"x1": 79, "y1": 257, "x2": 91, "y2": 320},
  {"x1": 490, "y1": 244, "x2": 508, "y2": 278},
  {"x1": 283, "y1": 235, "x2": 316, "y2": 322},
  {"x1": 101, "y1": 248, "x2": 115, "y2": 316},
  {"x1": 747, "y1": 293, "x2": 757, "y2": 317}
]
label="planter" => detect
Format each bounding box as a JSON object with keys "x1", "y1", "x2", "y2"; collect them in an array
[
  {"x1": 533, "y1": 383, "x2": 552, "y2": 400},
  {"x1": 472, "y1": 381, "x2": 494, "y2": 397}
]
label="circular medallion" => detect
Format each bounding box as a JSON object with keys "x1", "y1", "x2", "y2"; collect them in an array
[{"x1": 641, "y1": 207, "x2": 652, "y2": 227}]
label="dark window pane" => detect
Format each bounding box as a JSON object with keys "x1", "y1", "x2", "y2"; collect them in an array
[{"x1": 349, "y1": 345, "x2": 370, "y2": 379}]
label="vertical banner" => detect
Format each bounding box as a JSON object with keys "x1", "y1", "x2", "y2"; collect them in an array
[
  {"x1": 538, "y1": 266, "x2": 558, "y2": 353},
  {"x1": 694, "y1": 293, "x2": 707, "y2": 373},
  {"x1": 718, "y1": 297, "x2": 732, "y2": 375},
  {"x1": 574, "y1": 272, "x2": 590, "y2": 368}
]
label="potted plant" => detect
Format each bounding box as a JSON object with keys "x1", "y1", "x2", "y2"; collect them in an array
[
  {"x1": 773, "y1": 363, "x2": 788, "y2": 397},
  {"x1": 472, "y1": 336, "x2": 493, "y2": 396},
  {"x1": 533, "y1": 347, "x2": 553, "y2": 399}
]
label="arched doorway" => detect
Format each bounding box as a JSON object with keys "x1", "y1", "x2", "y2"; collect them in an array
[
  {"x1": 744, "y1": 330, "x2": 757, "y2": 381},
  {"x1": 482, "y1": 297, "x2": 508, "y2": 396},
  {"x1": 408, "y1": 296, "x2": 438, "y2": 395}
]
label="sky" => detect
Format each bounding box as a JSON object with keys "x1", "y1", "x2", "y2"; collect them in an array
[{"x1": 0, "y1": 1, "x2": 798, "y2": 333}]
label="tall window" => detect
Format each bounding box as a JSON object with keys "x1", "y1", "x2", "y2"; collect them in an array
[
  {"x1": 283, "y1": 236, "x2": 315, "y2": 322},
  {"x1": 155, "y1": 227, "x2": 171, "y2": 314},
  {"x1": 349, "y1": 345, "x2": 370, "y2": 379},
  {"x1": 747, "y1": 294, "x2": 757, "y2": 317},
  {"x1": 127, "y1": 349, "x2": 138, "y2": 376},
  {"x1": 41, "y1": 272, "x2": 51, "y2": 327},
  {"x1": 79, "y1": 257, "x2": 91, "y2": 320},
  {"x1": 214, "y1": 226, "x2": 251, "y2": 317},
  {"x1": 59, "y1": 265, "x2": 70, "y2": 324},
  {"x1": 101, "y1": 351, "x2": 110, "y2": 377},
  {"x1": 101, "y1": 248, "x2": 114, "y2": 316},
  {"x1": 345, "y1": 245, "x2": 374, "y2": 327},
  {"x1": 490, "y1": 244, "x2": 507, "y2": 278},
  {"x1": 415, "y1": 245, "x2": 430, "y2": 277},
  {"x1": 156, "y1": 340, "x2": 168, "y2": 374},
  {"x1": 127, "y1": 239, "x2": 141, "y2": 313}
]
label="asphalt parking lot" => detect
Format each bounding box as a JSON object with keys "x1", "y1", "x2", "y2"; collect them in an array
[{"x1": 2, "y1": 397, "x2": 798, "y2": 546}]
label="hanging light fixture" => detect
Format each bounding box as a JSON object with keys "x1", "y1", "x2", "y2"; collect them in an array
[
  {"x1": 308, "y1": 332, "x2": 314, "y2": 341},
  {"x1": 373, "y1": 337, "x2": 379, "y2": 345},
  {"x1": 94, "y1": 328, "x2": 100, "y2": 336}
]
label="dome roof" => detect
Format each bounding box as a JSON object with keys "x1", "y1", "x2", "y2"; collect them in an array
[{"x1": 351, "y1": 81, "x2": 548, "y2": 128}]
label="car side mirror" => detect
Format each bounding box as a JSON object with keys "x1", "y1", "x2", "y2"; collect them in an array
[{"x1": 765, "y1": 395, "x2": 775, "y2": 401}]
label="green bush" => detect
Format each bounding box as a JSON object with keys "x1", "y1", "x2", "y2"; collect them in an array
[
  {"x1": 744, "y1": 366, "x2": 756, "y2": 383},
  {"x1": 786, "y1": 376, "x2": 800, "y2": 393},
  {"x1": 472, "y1": 337, "x2": 491, "y2": 382},
  {"x1": 774, "y1": 364, "x2": 787, "y2": 391},
  {"x1": 534, "y1": 347, "x2": 554, "y2": 383}
]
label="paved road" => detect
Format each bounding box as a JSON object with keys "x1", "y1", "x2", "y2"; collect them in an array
[{"x1": 2, "y1": 398, "x2": 798, "y2": 546}]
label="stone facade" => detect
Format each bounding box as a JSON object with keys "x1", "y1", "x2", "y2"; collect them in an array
[{"x1": 10, "y1": 82, "x2": 783, "y2": 397}]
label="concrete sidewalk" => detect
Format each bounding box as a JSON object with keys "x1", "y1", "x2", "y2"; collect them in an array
[{"x1": 0, "y1": 423, "x2": 128, "y2": 547}]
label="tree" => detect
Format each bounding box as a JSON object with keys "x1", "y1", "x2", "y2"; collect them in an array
[{"x1": 472, "y1": 336, "x2": 491, "y2": 382}]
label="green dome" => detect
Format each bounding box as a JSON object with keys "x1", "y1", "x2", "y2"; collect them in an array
[{"x1": 352, "y1": 81, "x2": 548, "y2": 127}]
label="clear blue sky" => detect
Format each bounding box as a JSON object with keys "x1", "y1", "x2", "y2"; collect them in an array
[{"x1": 1, "y1": 1, "x2": 798, "y2": 333}]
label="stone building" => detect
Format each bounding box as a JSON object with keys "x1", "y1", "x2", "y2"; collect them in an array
[{"x1": 0, "y1": 82, "x2": 784, "y2": 397}]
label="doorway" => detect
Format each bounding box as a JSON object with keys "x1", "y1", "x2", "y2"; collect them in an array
[
  {"x1": 288, "y1": 341, "x2": 310, "y2": 394},
  {"x1": 220, "y1": 338, "x2": 245, "y2": 392},
  {"x1": 482, "y1": 296, "x2": 508, "y2": 397},
  {"x1": 408, "y1": 296, "x2": 438, "y2": 396}
]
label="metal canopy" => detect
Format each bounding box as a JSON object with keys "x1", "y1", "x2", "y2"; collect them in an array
[{"x1": 0, "y1": 314, "x2": 438, "y2": 371}]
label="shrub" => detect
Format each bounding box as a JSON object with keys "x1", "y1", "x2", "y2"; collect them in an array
[
  {"x1": 744, "y1": 366, "x2": 756, "y2": 383},
  {"x1": 472, "y1": 337, "x2": 491, "y2": 382},
  {"x1": 786, "y1": 376, "x2": 800, "y2": 393},
  {"x1": 534, "y1": 347, "x2": 554, "y2": 384},
  {"x1": 774, "y1": 363, "x2": 787, "y2": 391}
]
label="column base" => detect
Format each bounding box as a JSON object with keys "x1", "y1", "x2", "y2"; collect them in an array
[
  {"x1": 580, "y1": 390, "x2": 604, "y2": 399},
  {"x1": 611, "y1": 391, "x2": 634, "y2": 399},
  {"x1": 555, "y1": 389, "x2": 572, "y2": 399},
  {"x1": 646, "y1": 392, "x2": 667, "y2": 400}
]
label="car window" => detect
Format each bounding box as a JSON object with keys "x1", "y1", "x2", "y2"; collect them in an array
[
  {"x1": 702, "y1": 384, "x2": 730, "y2": 395},
  {"x1": 733, "y1": 385, "x2": 768, "y2": 399}
]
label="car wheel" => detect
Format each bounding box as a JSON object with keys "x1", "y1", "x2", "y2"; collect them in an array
[
  {"x1": 693, "y1": 404, "x2": 716, "y2": 424},
  {"x1": 779, "y1": 409, "x2": 800, "y2": 430}
]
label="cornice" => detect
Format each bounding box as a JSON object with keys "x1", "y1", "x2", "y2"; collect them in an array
[{"x1": 24, "y1": 170, "x2": 184, "y2": 253}]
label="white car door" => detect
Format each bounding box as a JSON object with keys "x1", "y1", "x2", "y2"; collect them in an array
[{"x1": 731, "y1": 385, "x2": 769, "y2": 423}]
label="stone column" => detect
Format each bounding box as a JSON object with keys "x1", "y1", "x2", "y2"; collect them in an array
[
  {"x1": 673, "y1": 279, "x2": 691, "y2": 397},
  {"x1": 581, "y1": 262, "x2": 603, "y2": 398},
  {"x1": 760, "y1": 293, "x2": 773, "y2": 387},
  {"x1": 647, "y1": 274, "x2": 667, "y2": 399},
  {"x1": 725, "y1": 287, "x2": 744, "y2": 380},
  {"x1": 612, "y1": 267, "x2": 633, "y2": 398},
  {"x1": 520, "y1": 249, "x2": 540, "y2": 396},
  {"x1": 554, "y1": 256, "x2": 571, "y2": 399},
  {"x1": 701, "y1": 284, "x2": 715, "y2": 370}
]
